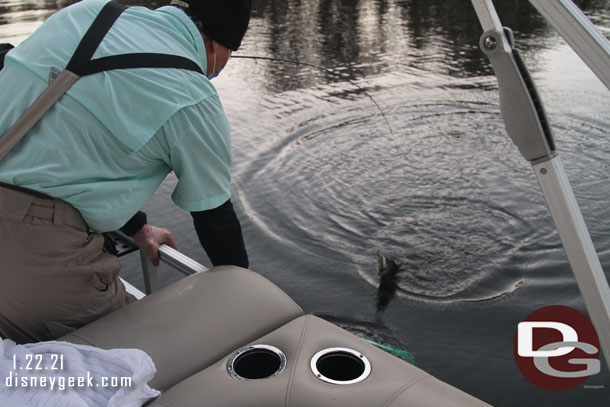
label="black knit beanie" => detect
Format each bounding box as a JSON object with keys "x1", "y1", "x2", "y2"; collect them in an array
[{"x1": 170, "y1": 0, "x2": 252, "y2": 51}]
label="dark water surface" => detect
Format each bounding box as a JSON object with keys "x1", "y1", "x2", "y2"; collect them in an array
[{"x1": 2, "y1": 0, "x2": 610, "y2": 405}]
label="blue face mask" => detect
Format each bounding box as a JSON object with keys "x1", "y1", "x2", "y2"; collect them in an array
[{"x1": 208, "y1": 52, "x2": 226, "y2": 80}]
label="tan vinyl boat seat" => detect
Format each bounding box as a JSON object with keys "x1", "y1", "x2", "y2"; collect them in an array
[
  {"x1": 148, "y1": 315, "x2": 490, "y2": 407},
  {"x1": 61, "y1": 266, "x2": 304, "y2": 391},
  {"x1": 62, "y1": 266, "x2": 490, "y2": 406}
]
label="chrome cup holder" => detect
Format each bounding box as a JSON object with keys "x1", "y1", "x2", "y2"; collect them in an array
[
  {"x1": 227, "y1": 344, "x2": 287, "y2": 380},
  {"x1": 310, "y1": 347, "x2": 371, "y2": 385}
]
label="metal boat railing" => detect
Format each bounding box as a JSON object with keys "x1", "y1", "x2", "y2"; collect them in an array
[{"x1": 108, "y1": 231, "x2": 207, "y2": 297}]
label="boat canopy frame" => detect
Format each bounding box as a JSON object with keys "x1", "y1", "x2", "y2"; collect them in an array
[{"x1": 471, "y1": 0, "x2": 610, "y2": 369}]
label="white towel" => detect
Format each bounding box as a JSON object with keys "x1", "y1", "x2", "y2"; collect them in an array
[{"x1": 0, "y1": 337, "x2": 160, "y2": 407}]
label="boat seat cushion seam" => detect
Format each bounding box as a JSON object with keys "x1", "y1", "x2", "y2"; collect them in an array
[
  {"x1": 284, "y1": 314, "x2": 310, "y2": 407},
  {"x1": 383, "y1": 374, "x2": 432, "y2": 407}
]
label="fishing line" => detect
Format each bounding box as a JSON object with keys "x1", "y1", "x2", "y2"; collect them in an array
[{"x1": 232, "y1": 55, "x2": 394, "y2": 135}]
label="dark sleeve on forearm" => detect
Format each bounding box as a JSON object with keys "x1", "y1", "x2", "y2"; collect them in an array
[
  {"x1": 191, "y1": 200, "x2": 249, "y2": 268},
  {"x1": 120, "y1": 211, "x2": 147, "y2": 236}
]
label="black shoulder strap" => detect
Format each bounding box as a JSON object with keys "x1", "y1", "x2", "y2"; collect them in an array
[
  {"x1": 0, "y1": 2, "x2": 204, "y2": 164},
  {"x1": 70, "y1": 53, "x2": 203, "y2": 77},
  {"x1": 67, "y1": 1, "x2": 127, "y2": 70},
  {"x1": 0, "y1": 43, "x2": 15, "y2": 70},
  {"x1": 66, "y1": 1, "x2": 203, "y2": 77}
]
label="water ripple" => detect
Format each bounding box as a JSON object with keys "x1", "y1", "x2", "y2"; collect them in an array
[{"x1": 236, "y1": 72, "x2": 551, "y2": 303}]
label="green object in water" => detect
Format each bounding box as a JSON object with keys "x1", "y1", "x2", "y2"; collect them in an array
[{"x1": 360, "y1": 336, "x2": 415, "y2": 365}]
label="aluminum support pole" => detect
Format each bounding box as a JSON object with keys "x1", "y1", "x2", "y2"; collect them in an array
[
  {"x1": 534, "y1": 156, "x2": 610, "y2": 370},
  {"x1": 528, "y1": 0, "x2": 610, "y2": 91},
  {"x1": 471, "y1": 0, "x2": 610, "y2": 369}
]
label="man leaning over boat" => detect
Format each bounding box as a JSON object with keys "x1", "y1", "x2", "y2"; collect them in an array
[{"x1": 0, "y1": 0, "x2": 251, "y2": 344}]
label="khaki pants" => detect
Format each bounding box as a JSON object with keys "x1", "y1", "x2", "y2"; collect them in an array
[{"x1": 0, "y1": 186, "x2": 135, "y2": 343}]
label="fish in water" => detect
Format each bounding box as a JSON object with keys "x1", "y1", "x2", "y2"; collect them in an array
[
  {"x1": 376, "y1": 254, "x2": 402, "y2": 311},
  {"x1": 377, "y1": 254, "x2": 402, "y2": 280}
]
